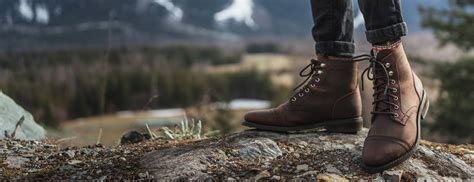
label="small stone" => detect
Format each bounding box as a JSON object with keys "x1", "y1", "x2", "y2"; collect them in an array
[
  {"x1": 138, "y1": 172, "x2": 147, "y2": 178},
  {"x1": 68, "y1": 160, "x2": 82, "y2": 165},
  {"x1": 270, "y1": 175, "x2": 281, "y2": 180},
  {"x1": 298, "y1": 141, "x2": 308, "y2": 147},
  {"x1": 294, "y1": 153, "x2": 300, "y2": 158},
  {"x1": 226, "y1": 177, "x2": 237, "y2": 181},
  {"x1": 383, "y1": 170, "x2": 403, "y2": 182},
  {"x1": 4, "y1": 156, "x2": 29, "y2": 168},
  {"x1": 464, "y1": 154, "x2": 474, "y2": 160},
  {"x1": 296, "y1": 164, "x2": 309, "y2": 172},
  {"x1": 120, "y1": 131, "x2": 148, "y2": 145},
  {"x1": 120, "y1": 157, "x2": 127, "y2": 161},
  {"x1": 317, "y1": 173, "x2": 349, "y2": 182},
  {"x1": 326, "y1": 164, "x2": 341, "y2": 174},
  {"x1": 255, "y1": 170, "x2": 271, "y2": 180},
  {"x1": 287, "y1": 147, "x2": 295, "y2": 153},
  {"x1": 63, "y1": 150, "x2": 75, "y2": 158},
  {"x1": 98, "y1": 176, "x2": 107, "y2": 181}
]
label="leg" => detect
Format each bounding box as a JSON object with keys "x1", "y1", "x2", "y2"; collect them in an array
[
  {"x1": 311, "y1": 0, "x2": 355, "y2": 58},
  {"x1": 242, "y1": 0, "x2": 363, "y2": 133},
  {"x1": 358, "y1": 0, "x2": 430, "y2": 173},
  {"x1": 358, "y1": 0, "x2": 407, "y2": 44}
]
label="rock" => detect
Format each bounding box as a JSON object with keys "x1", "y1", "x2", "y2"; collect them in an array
[
  {"x1": 120, "y1": 131, "x2": 149, "y2": 145},
  {"x1": 316, "y1": 173, "x2": 349, "y2": 182},
  {"x1": 235, "y1": 137, "x2": 282, "y2": 160},
  {"x1": 0, "y1": 92, "x2": 46, "y2": 140},
  {"x1": 270, "y1": 175, "x2": 281, "y2": 180},
  {"x1": 63, "y1": 150, "x2": 75, "y2": 158},
  {"x1": 296, "y1": 164, "x2": 309, "y2": 172},
  {"x1": 255, "y1": 170, "x2": 271, "y2": 180},
  {"x1": 140, "y1": 129, "x2": 474, "y2": 180},
  {"x1": 4, "y1": 156, "x2": 29, "y2": 168},
  {"x1": 68, "y1": 160, "x2": 82, "y2": 165},
  {"x1": 325, "y1": 164, "x2": 341, "y2": 174},
  {"x1": 383, "y1": 170, "x2": 403, "y2": 182}
]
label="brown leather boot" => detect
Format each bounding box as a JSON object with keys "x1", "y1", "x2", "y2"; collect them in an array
[
  {"x1": 242, "y1": 56, "x2": 363, "y2": 133},
  {"x1": 360, "y1": 43, "x2": 430, "y2": 173}
]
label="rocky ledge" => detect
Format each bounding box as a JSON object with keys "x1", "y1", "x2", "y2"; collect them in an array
[
  {"x1": 1, "y1": 129, "x2": 473, "y2": 181},
  {"x1": 140, "y1": 129, "x2": 474, "y2": 181}
]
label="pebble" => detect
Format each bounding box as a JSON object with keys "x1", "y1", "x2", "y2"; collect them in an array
[
  {"x1": 296, "y1": 164, "x2": 309, "y2": 172},
  {"x1": 138, "y1": 172, "x2": 147, "y2": 178},
  {"x1": 4, "y1": 156, "x2": 29, "y2": 168},
  {"x1": 255, "y1": 170, "x2": 271, "y2": 180},
  {"x1": 271, "y1": 175, "x2": 281, "y2": 180},
  {"x1": 63, "y1": 150, "x2": 75, "y2": 158}
]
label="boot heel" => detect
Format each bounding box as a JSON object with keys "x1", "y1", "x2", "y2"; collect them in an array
[
  {"x1": 325, "y1": 118, "x2": 363, "y2": 134},
  {"x1": 421, "y1": 98, "x2": 430, "y2": 120}
]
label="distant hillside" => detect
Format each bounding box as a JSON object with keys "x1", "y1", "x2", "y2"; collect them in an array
[{"x1": 0, "y1": 0, "x2": 447, "y2": 51}]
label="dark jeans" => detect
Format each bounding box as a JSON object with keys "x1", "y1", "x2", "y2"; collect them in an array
[{"x1": 311, "y1": 0, "x2": 407, "y2": 57}]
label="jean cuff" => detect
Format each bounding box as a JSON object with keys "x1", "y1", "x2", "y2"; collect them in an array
[
  {"x1": 365, "y1": 22, "x2": 408, "y2": 43},
  {"x1": 315, "y1": 41, "x2": 355, "y2": 58}
]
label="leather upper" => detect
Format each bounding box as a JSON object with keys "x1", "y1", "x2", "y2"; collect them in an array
[
  {"x1": 244, "y1": 56, "x2": 362, "y2": 127},
  {"x1": 362, "y1": 44, "x2": 424, "y2": 166}
]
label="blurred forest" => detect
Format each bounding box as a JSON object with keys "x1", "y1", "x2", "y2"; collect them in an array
[
  {"x1": 420, "y1": 0, "x2": 474, "y2": 143},
  {"x1": 0, "y1": 46, "x2": 287, "y2": 127}
]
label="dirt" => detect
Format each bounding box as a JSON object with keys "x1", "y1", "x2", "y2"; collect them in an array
[{"x1": 0, "y1": 138, "x2": 209, "y2": 180}]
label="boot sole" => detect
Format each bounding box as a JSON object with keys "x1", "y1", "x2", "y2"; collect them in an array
[
  {"x1": 361, "y1": 89, "x2": 430, "y2": 173},
  {"x1": 242, "y1": 117, "x2": 363, "y2": 134}
]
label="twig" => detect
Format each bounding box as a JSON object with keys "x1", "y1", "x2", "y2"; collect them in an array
[
  {"x1": 145, "y1": 123, "x2": 157, "y2": 139},
  {"x1": 142, "y1": 95, "x2": 159, "y2": 111},
  {"x1": 6, "y1": 116, "x2": 25, "y2": 138},
  {"x1": 55, "y1": 136, "x2": 78, "y2": 143},
  {"x1": 96, "y1": 128, "x2": 103, "y2": 145}
]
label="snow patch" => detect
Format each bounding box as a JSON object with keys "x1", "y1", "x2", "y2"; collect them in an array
[
  {"x1": 18, "y1": 0, "x2": 34, "y2": 21},
  {"x1": 35, "y1": 5, "x2": 49, "y2": 24},
  {"x1": 154, "y1": 0, "x2": 183, "y2": 22},
  {"x1": 215, "y1": 0, "x2": 257, "y2": 29}
]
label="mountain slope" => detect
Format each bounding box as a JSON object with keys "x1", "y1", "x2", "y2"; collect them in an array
[{"x1": 0, "y1": 0, "x2": 446, "y2": 51}]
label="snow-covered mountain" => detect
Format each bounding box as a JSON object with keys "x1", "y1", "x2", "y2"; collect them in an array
[{"x1": 0, "y1": 0, "x2": 447, "y2": 50}]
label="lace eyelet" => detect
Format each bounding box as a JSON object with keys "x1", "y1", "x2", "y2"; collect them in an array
[
  {"x1": 394, "y1": 96, "x2": 399, "y2": 100},
  {"x1": 304, "y1": 88, "x2": 310, "y2": 93},
  {"x1": 394, "y1": 113, "x2": 399, "y2": 117},
  {"x1": 291, "y1": 97, "x2": 297, "y2": 102},
  {"x1": 385, "y1": 63, "x2": 391, "y2": 68},
  {"x1": 298, "y1": 93, "x2": 304, "y2": 97},
  {"x1": 388, "y1": 71, "x2": 394, "y2": 76},
  {"x1": 390, "y1": 80, "x2": 396, "y2": 84},
  {"x1": 393, "y1": 88, "x2": 398, "y2": 93},
  {"x1": 320, "y1": 63, "x2": 326, "y2": 67},
  {"x1": 310, "y1": 84, "x2": 316, "y2": 87},
  {"x1": 317, "y1": 70, "x2": 323, "y2": 74},
  {"x1": 394, "y1": 105, "x2": 399, "y2": 110},
  {"x1": 315, "y1": 78, "x2": 320, "y2": 82}
]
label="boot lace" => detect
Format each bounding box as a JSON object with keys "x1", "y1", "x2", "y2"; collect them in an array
[
  {"x1": 290, "y1": 59, "x2": 325, "y2": 102},
  {"x1": 354, "y1": 54, "x2": 400, "y2": 119}
]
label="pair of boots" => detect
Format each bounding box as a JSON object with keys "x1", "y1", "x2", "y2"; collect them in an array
[{"x1": 243, "y1": 44, "x2": 430, "y2": 173}]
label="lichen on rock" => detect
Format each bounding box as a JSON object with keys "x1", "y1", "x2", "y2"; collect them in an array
[{"x1": 0, "y1": 92, "x2": 46, "y2": 140}]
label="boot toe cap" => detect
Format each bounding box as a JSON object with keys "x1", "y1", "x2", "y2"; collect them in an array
[
  {"x1": 362, "y1": 137, "x2": 409, "y2": 167},
  {"x1": 244, "y1": 110, "x2": 276, "y2": 124}
]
